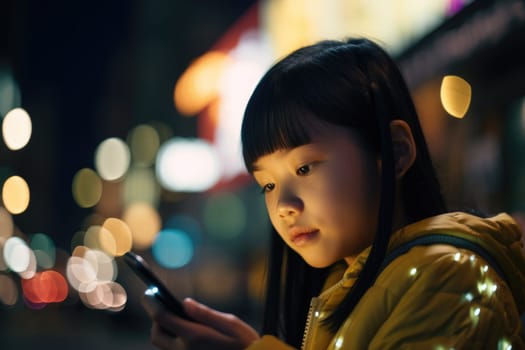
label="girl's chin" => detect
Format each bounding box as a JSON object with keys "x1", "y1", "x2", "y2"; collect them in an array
[{"x1": 301, "y1": 254, "x2": 337, "y2": 269}]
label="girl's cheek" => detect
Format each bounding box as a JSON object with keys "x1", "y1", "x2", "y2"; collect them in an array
[
  {"x1": 264, "y1": 196, "x2": 275, "y2": 218},
  {"x1": 265, "y1": 190, "x2": 278, "y2": 207}
]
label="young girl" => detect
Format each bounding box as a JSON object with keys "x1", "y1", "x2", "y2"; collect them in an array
[{"x1": 141, "y1": 38, "x2": 525, "y2": 349}]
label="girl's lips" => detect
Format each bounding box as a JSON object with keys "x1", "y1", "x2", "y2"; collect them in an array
[{"x1": 289, "y1": 228, "x2": 319, "y2": 247}]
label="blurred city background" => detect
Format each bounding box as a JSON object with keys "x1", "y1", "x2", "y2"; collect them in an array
[{"x1": 1, "y1": 0, "x2": 524, "y2": 349}]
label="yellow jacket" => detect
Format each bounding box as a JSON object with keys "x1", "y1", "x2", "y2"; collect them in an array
[{"x1": 248, "y1": 212, "x2": 525, "y2": 349}]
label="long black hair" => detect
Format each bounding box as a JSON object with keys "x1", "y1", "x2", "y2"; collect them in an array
[{"x1": 241, "y1": 38, "x2": 446, "y2": 347}]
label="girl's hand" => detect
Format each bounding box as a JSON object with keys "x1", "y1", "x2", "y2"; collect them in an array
[{"x1": 141, "y1": 295, "x2": 260, "y2": 350}]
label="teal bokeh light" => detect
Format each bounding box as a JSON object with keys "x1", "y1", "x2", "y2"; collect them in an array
[
  {"x1": 152, "y1": 229, "x2": 194, "y2": 268},
  {"x1": 30, "y1": 233, "x2": 56, "y2": 269}
]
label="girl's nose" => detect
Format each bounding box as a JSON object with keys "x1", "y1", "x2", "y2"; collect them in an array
[{"x1": 277, "y1": 192, "x2": 303, "y2": 218}]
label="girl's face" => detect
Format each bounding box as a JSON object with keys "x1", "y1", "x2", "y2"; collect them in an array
[{"x1": 252, "y1": 121, "x2": 381, "y2": 268}]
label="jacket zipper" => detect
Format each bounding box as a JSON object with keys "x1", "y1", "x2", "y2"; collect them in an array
[
  {"x1": 301, "y1": 297, "x2": 319, "y2": 350},
  {"x1": 301, "y1": 278, "x2": 347, "y2": 350}
]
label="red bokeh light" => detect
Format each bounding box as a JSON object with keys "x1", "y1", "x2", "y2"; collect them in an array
[{"x1": 21, "y1": 270, "x2": 69, "y2": 304}]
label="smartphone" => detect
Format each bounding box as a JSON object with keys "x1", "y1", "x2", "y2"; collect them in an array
[{"x1": 124, "y1": 251, "x2": 193, "y2": 320}]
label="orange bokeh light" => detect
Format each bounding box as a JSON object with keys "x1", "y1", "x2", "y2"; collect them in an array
[
  {"x1": 21, "y1": 270, "x2": 69, "y2": 304},
  {"x1": 174, "y1": 51, "x2": 231, "y2": 116}
]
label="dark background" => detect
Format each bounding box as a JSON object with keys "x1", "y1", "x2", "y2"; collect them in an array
[
  {"x1": 1, "y1": 1, "x2": 258, "y2": 349},
  {"x1": 1, "y1": 0, "x2": 255, "y2": 250}
]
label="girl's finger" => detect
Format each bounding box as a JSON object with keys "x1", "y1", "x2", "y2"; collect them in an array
[
  {"x1": 183, "y1": 298, "x2": 259, "y2": 343},
  {"x1": 143, "y1": 294, "x2": 243, "y2": 346}
]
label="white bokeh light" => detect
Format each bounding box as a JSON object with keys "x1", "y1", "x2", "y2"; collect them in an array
[
  {"x1": 2, "y1": 108, "x2": 32, "y2": 150},
  {"x1": 3, "y1": 236, "x2": 31, "y2": 273},
  {"x1": 95, "y1": 137, "x2": 131, "y2": 181},
  {"x1": 156, "y1": 138, "x2": 221, "y2": 192},
  {"x1": 215, "y1": 31, "x2": 271, "y2": 180}
]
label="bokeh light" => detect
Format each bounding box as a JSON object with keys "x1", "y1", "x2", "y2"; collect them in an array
[
  {"x1": 1, "y1": 107, "x2": 32, "y2": 150},
  {"x1": 72, "y1": 168, "x2": 103, "y2": 208},
  {"x1": 156, "y1": 138, "x2": 221, "y2": 192},
  {"x1": 100, "y1": 218, "x2": 133, "y2": 257},
  {"x1": 30, "y1": 233, "x2": 56, "y2": 269},
  {"x1": 83, "y1": 249, "x2": 117, "y2": 282},
  {"x1": 152, "y1": 229, "x2": 194, "y2": 268},
  {"x1": 215, "y1": 45, "x2": 268, "y2": 179},
  {"x1": 83, "y1": 225, "x2": 108, "y2": 251},
  {"x1": 122, "y1": 167, "x2": 160, "y2": 208},
  {"x1": 0, "y1": 274, "x2": 18, "y2": 306},
  {"x1": 21, "y1": 270, "x2": 68, "y2": 304},
  {"x1": 174, "y1": 51, "x2": 231, "y2": 116},
  {"x1": 66, "y1": 247, "x2": 118, "y2": 299},
  {"x1": 72, "y1": 245, "x2": 90, "y2": 258},
  {"x1": 79, "y1": 281, "x2": 127, "y2": 312},
  {"x1": 2, "y1": 175, "x2": 30, "y2": 214},
  {"x1": 122, "y1": 202, "x2": 161, "y2": 250},
  {"x1": 128, "y1": 124, "x2": 160, "y2": 167},
  {"x1": 67, "y1": 255, "x2": 97, "y2": 293},
  {"x1": 3, "y1": 236, "x2": 31, "y2": 273},
  {"x1": 95, "y1": 137, "x2": 131, "y2": 181},
  {"x1": 18, "y1": 248, "x2": 37, "y2": 280},
  {"x1": 440, "y1": 75, "x2": 472, "y2": 118},
  {"x1": 203, "y1": 192, "x2": 246, "y2": 239}
]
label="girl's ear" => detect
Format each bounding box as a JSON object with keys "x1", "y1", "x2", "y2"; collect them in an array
[{"x1": 390, "y1": 120, "x2": 417, "y2": 179}]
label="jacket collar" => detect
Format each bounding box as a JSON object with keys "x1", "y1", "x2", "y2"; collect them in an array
[{"x1": 321, "y1": 211, "x2": 525, "y2": 311}]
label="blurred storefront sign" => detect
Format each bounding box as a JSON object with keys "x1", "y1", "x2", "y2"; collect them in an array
[
  {"x1": 174, "y1": 0, "x2": 525, "y2": 192},
  {"x1": 174, "y1": 0, "x2": 469, "y2": 189}
]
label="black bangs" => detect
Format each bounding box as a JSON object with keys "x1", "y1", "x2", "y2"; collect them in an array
[
  {"x1": 241, "y1": 59, "x2": 322, "y2": 172},
  {"x1": 241, "y1": 78, "x2": 318, "y2": 173},
  {"x1": 241, "y1": 43, "x2": 376, "y2": 173}
]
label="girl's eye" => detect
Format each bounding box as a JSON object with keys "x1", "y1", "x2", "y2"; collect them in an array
[
  {"x1": 296, "y1": 164, "x2": 312, "y2": 176},
  {"x1": 260, "y1": 183, "x2": 275, "y2": 194}
]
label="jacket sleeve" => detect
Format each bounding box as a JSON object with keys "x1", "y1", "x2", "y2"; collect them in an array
[
  {"x1": 368, "y1": 249, "x2": 525, "y2": 350},
  {"x1": 246, "y1": 335, "x2": 296, "y2": 350}
]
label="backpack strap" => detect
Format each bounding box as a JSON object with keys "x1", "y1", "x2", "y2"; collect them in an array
[{"x1": 378, "y1": 233, "x2": 508, "y2": 284}]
